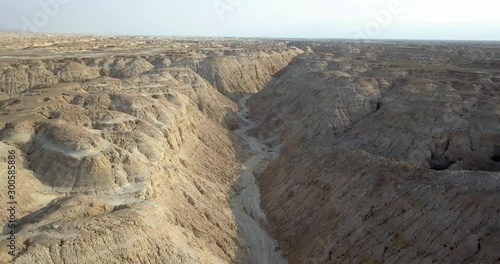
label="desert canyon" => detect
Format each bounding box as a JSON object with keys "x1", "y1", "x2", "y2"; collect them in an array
[{"x1": 0, "y1": 33, "x2": 499, "y2": 264}]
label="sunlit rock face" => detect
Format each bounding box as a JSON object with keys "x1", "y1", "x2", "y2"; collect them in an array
[{"x1": 0, "y1": 34, "x2": 301, "y2": 264}]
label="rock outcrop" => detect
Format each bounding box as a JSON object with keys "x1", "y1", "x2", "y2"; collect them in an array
[
  {"x1": 250, "y1": 42, "x2": 500, "y2": 263},
  {"x1": 172, "y1": 49, "x2": 303, "y2": 100},
  {"x1": 0, "y1": 35, "x2": 301, "y2": 102},
  {"x1": 0, "y1": 34, "x2": 300, "y2": 263}
]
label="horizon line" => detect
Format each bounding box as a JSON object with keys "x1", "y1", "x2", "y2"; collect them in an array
[{"x1": 1, "y1": 30, "x2": 500, "y2": 43}]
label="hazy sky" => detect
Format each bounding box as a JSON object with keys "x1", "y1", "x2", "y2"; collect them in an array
[{"x1": 1, "y1": 0, "x2": 499, "y2": 40}]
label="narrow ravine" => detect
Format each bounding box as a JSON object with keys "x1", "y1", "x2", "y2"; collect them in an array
[{"x1": 230, "y1": 95, "x2": 287, "y2": 264}]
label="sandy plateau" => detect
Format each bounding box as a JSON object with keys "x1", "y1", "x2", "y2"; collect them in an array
[{"x1": 0, "y1": 33, "x2": 499, "y2": 263}]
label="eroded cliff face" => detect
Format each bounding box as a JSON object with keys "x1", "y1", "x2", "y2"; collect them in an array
[
  {"x1": 172, "y1": 48, "x2": 303, "y2": 100},
  {"x1": 249, "y1": 43, "x2": 500, "y2": 263},
  {"x1": 0, "y1": 34, "x2": 300, "y2": 264},
  {"x1": 0, "y1": 66, "x2": 244, "y2": 263},
  {"x1": 0, "y1": 33, "x2": 302, "y2": 102},
  {"x1": 0, "y1": 50, "x2": 300, "y2": 98}
]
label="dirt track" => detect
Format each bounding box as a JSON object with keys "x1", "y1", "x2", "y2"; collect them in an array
[{"x1": 231, "y1": 95, "x2": 286, "y2": 264}]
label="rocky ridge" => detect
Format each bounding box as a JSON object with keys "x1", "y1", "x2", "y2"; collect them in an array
[
  {"x1": 0, "y1": 34, "x2": 300, "y2": 263},
  {"x1": 249, "y1": 42, "x2": 500, "y2": 263}
]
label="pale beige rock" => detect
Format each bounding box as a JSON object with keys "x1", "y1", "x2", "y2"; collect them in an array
[
  {"x1": 0, "y1": 34, "x2": 300, "y2": 263},
  {"x1": 173, "y1": 49, "x2": 303, "y2": 100}
]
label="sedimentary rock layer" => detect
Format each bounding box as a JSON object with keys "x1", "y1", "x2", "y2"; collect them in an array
[
  {"x1": 0, "y1": 34, "x2": 299, "y2": 263},
  {"x1": 250, "y1": 42, "x2": 500, "y2": 263}
]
